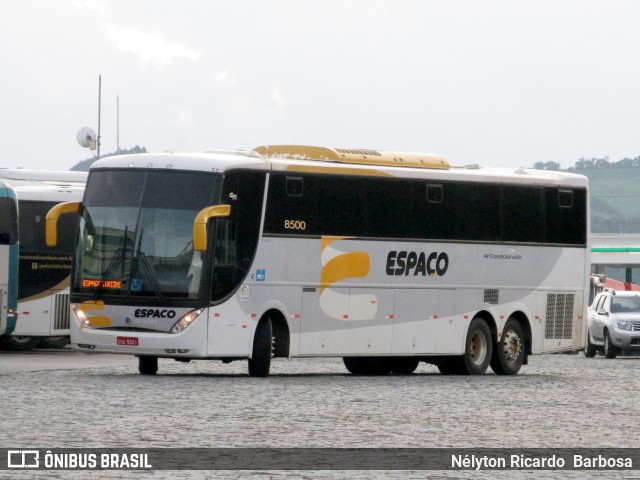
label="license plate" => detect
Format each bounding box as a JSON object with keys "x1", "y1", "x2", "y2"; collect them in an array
[{"x1": 117, "y1": 336, "x2": 139, "y2": 346}]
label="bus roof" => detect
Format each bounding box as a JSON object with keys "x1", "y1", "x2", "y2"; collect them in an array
[
  {"x1": 253, "y1": 145, "x2": 450, "y2": 170},
  {"x1": 0, "y1": 169, "x2": 87, "y2": 186},
  {"x1": 87, "y1": 147, "x2": 588, "y2": 188},
  {"x1": 89, "y1": 151, "x2": 267, "y2": 173},
  {"x1": 0, "y1": 169, "x2": 86, "y2": 202}
]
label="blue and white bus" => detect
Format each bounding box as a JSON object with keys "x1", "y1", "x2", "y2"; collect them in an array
[
  {"x1": 0, "y1": 169, "x2": 85, "y2": 350},
  {"x1": 0, "y1": 181, "x2": 18, "y2": 336}
]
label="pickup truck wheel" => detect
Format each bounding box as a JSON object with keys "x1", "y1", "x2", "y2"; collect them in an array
[
  {"x1": 584, "y1": 330, "x2": 598, "y2": 358},
  {"x1": 603, "y1": 330, "x2": 619, "y2": 359}
]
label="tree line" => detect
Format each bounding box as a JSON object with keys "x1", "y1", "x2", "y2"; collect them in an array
[
  {"x1": 534, "y1": 156, "x2": 640, "y2": 171},
  {"x1": 70, "y1": 145, "x2": 147, "y2": 171}
]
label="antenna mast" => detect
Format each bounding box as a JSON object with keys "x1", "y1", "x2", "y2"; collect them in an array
[
  {"x1": 97, "y1": 74, "x2": 102, "y2": 160},
  {"x1": 116, "y1": 94, "x2": 120, "y2": 153}
]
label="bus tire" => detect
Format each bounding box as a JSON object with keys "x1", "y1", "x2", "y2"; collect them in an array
[
  {"x1": 138, "y1": 356, "x2": 158, "y2": 375},
  {"x1": 461, "y1": 317, "x2": 492, "y2": 375},
  {"x1": 603, "y1": 330, "x2": 619, "y2": 359},
  {"x1": 390, "y1": 357, "x2": 420, "y2": 375},
  {"x1": 0, "y1": 335, "x2": 40, "y2": 351},
  {"x1": 583, "y1": 330, "x2": 598, "y2": 358},
  {"x1": 343, "y1": 357, "x2": 392, "y2": 375},
  {"x1": 343, "y1": 357, "x2": 368, "y2": 375},
  {"x1": 490, "y1": 318, "x2": 525, "y2": 375},
  {"x1": 38, "y1": 336, "x2": 70, "y2": 349},
  {"x1": 248, "y1": 317, "x2": 273, "y2": 377},
  {"x1": 436, "y1": 357, "x2": 465, "y2": 375}
]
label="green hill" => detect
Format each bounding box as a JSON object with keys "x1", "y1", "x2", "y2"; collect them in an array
[
  {"x1": 70, "y1": 145, "x2": 147, "y2": 171},
  {"x1": 564, "y1": 167, "x2": 640, "y2": 233},
  {"x1": 578, "y1": 167, "x2": 640, "y2": 218},
  {"x1": 532, "y1": 157, "x2": 640, "y2": 234}
]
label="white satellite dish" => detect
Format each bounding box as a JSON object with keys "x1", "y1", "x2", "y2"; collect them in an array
[{"x1": 76, "y1": 126, "x2": 97, "y2": 150}]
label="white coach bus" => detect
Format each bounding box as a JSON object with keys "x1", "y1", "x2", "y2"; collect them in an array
[
  {"x1": 47, "y1": 146, "x2": 590, "y2": 376},
  {"x1": 0, "y1": 169, "x2": 86, "y2": 350},
  {"x1": 0, "y1": 182, "x2": 18, "y2": 336}
]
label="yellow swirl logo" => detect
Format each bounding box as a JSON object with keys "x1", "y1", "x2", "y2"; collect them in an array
[
  {"x1": 76, "y1": 300, "x2": 112, "y2": 329},
  {"x1": 319, "y1": 236, "x2": 377, "y2": 320}
]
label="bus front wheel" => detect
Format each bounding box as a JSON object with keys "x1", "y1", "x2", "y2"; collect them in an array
[
  {"x1": 490, "y1": 318, "x2": 525, "y2": 375},
  {"x1": 248, "y1": 317, "x2": 273, "y2": 377},
  {"x1": 138, "y1": 356, "x2": 158, "y2": 375}
]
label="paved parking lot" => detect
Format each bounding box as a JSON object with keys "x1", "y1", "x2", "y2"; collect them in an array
[{"x1": 2, "y1": 349, "x2": 639, "y2": 479}]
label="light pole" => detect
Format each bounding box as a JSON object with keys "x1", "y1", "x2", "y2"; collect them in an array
[{"x1": 97, "y1": 74, "x2": 102, "y2": 160}]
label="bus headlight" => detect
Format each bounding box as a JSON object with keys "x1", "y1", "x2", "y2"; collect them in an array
[
  {"x1": 171, "y1": 309, "x2": 204, "y2": 334},
  {"x1": 72, "y1": 304, "x2": 92, "y2": 328}
]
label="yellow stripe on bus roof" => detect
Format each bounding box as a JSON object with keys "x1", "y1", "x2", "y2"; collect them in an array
[
  {"x1": 283, "y1": 164, "x2": 393, "y2": 177},
  {"x1": 253, "y1": 145, "x2": 449, "y2": 170}
]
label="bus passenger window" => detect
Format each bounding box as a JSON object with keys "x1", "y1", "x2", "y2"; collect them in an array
[
  {"x1": 286, "y1": 177, "x2": 303, "y2": 196},
  {"x1": 558, "y1": 190, "x2": 573, "y2": 208},
  {"x1": 427, "y1": 184, "x2": 443, "y2": 203}
]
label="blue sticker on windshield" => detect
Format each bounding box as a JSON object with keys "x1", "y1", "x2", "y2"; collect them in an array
[
  {"x1": 256, "y1": 269, "x2": 265, "y2": 282},
  {"x1": 132, "y1": 279, "x2": 143, "y2": 291}
]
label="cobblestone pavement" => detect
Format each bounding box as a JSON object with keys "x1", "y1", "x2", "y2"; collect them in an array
[{"x1": 2, "y1": 350, "x2": 639, "y2": 479}]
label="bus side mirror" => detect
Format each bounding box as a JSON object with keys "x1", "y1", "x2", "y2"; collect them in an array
[
  {"x1": 193, "y1": 205, "x2": 231, "y2": 251},
  {"x1": 46, "y1": 201, "x2": 82, "y2": 247}
]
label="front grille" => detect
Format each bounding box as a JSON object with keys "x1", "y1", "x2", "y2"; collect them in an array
[
  {"x1": 54, "y1": 293, "x2": 70, "y2": 330},
  {"x1": 545, "y1": 293, "x2": 575, "y2": 340},
  {"x1": 631, "y1": 321, "x2": 640, "y2": 332},
  {"x1": 98, "y1": 326, "x2": 167, "y2": 333}
]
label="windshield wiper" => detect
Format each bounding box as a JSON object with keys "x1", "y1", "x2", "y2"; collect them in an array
[
  {"x1": 93, "y1": 226, "x2": 128, "y2": 301},
  {"x1": 134, "y1": 228, "x2": 167, "y2": 306}
]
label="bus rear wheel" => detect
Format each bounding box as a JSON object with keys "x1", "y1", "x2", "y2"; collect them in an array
[
  {"x1": 490, "y1": 318, "x2": 525, "y2": 375},
  {"x1": 389, "y1": 357, "x2": 420, "y2": 375},
  {"x1": 138, "y1": 356, "x2": 158, "y2": 375},
  {"x1": 0, "y1": 335, "x2": 40, "y2": 351},
  {"x1": 436, "y1": 358, "x2": 464, "y2": 375},
  {"x1": 38, "y1": 336, "x2": 70, "y2": 349},
  {"x1": 440, "y1": 317, "x2": 492, "y2": 375},
  {"x1": 248, "y1": 317, "x2": 273, "y2": 377},
  {"x1": 343, "y1": 357, "x2": 392, "y2": 375}
]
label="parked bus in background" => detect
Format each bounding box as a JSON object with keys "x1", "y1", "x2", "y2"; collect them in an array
[
  {"x1": 0, "y1": 181, "x2": 18, "y2": 336},
  {"x1": 48, "y1": 146, "x2": 590, "y2": 376},
  {"x1": 0, "y1": 169, "x2": 85, "y2": 350}
]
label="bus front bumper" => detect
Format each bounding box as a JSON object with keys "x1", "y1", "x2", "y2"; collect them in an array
[{"x1": 70, "y1": 314, "x2": 209, "y2": 358}]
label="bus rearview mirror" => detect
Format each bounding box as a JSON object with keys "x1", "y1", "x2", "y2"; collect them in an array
[
  {"x1": 46, "y1": 201, "x2": 82, "y2": 247},
  {"x1": 193, "y1": 205, "x2": 231, "y2": 251}
]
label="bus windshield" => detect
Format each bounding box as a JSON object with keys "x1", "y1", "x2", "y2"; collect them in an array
[{"x1": 73, "y1": 170, "x2": 220, "y2": 302}]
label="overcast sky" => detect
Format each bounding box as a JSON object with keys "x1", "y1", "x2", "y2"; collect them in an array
[{"x1": 1, "y1": 0, "x2": 639, "y2": 170}]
